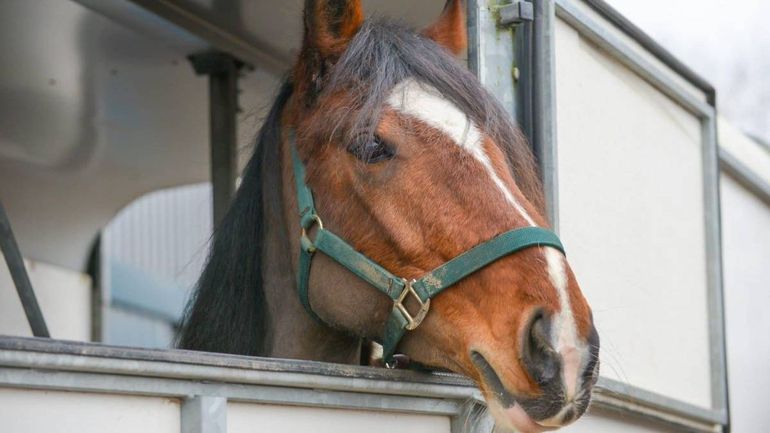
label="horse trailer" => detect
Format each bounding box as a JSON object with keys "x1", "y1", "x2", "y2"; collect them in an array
[{"x1": 1, "y1": 0, "x2": 768, "y2": 432}]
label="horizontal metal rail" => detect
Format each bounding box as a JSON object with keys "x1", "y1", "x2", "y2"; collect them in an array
[
  {"x1": 555, "y1": 0, "x2": 714, "y2": 118},
  {"x1": 0, "y1": 336, "x2": 727, "y2": 431},
  {"x1": 0, "y1": 368, "x2": 464, "y2": 416},
  {"x1": 73, "y1": 0, "x2": 290, "y2": 73},
  {"x1": 719, "y1": 149, "x2": 770, "y2": 206},
  {"x1": 581, "y1": 0, "x2": 716, "y2": 105},
  {"x1": 125, "y1": 0, "x2": 288, "y2": 71}
]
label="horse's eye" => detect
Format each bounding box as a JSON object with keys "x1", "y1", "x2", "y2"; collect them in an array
[{"x1": 347, "y1": 136, "x2": 395, "y2": 163}]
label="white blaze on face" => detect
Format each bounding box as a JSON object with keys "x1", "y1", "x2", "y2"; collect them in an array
[
  {"x1": 386, "y1": 78, "x2": 536, "y2": 226},
  {"x1": 386, "y1": 78, "x2": 586, "y2": 404},
  {"x1": 545, "y1": 248, "x2": 582, "y2": 400}
]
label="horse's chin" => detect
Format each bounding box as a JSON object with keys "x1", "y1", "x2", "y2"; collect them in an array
[{"x1": 485, "y1": 400, "x2": 560, "y2": 433}]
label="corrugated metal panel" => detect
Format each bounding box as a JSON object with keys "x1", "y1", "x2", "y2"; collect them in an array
[
  {"x1": 101, "y1": 182, "x2": 213, "y2": 346},
  {"x1": 104, "y1": 182, "x2": 212, "y2": 291}
]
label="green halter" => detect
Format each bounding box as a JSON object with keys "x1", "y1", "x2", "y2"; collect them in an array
[{"x1": 289, "y1": 130, "x2": 565, "y2": 363}]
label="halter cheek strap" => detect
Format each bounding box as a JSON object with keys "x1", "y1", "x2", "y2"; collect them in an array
[{"x1": 289, "y1": 130, "x2": 565, "y2": 363}]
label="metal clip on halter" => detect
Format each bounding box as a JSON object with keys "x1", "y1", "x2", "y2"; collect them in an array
[
  {"x1": 300, "y1": 214, "x2": 323, "y2": 253},
  {"x1": 394, "y1": 278, "x2": 430, "y2": 330}
]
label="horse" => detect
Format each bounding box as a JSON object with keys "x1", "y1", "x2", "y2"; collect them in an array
[{"x1": 177, "y1": 1, "x2": 599, "y2": 431}]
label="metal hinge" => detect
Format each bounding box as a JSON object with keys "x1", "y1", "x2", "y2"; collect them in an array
[{"x1": 499, "y1": 0, "x2": 534, "y2": 26}]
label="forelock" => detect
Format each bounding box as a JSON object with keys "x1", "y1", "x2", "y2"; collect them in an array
[{"x1": 321, "y1": 19, "x2": 546, "y2": 213}]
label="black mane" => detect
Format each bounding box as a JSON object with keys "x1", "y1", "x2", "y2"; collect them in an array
[
  {"x1": 177, "y1": 19, "x2": 541, "y2": 355},
  {"x1": 176, "y1": 81, "x2": 292, "y2": 355}
]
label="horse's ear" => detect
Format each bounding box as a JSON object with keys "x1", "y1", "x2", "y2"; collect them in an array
[
  {"x1": 422, "y1": 0, "x2": 467, "y2": 57},
  {"x1": 295, "y1": 0, "x2": 364, "y2": 103}
]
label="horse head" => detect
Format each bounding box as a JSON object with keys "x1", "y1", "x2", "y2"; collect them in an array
[{"x1": 282, "y1": 1, "x2": 600, "y2": 431}]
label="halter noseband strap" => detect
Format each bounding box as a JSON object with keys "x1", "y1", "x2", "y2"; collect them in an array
[{"x1": 289, "y1": 130, "x2": 565, "y2": 363}]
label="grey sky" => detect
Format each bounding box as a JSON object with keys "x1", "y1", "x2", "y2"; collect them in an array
[{"x1": 608, "y1": 0, "x2": 770, "y2": 144}]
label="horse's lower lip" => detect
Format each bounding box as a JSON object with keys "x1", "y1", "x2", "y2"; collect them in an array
[
  {"x1": 470, "y1": 351, "x2": 581, "y2": 432},
  {"x1": 489, "y1": 402, "x2": 559, "y2": 433},
  {"x1": 533, "y1": 403, "x2": 576, "y2": 428}
]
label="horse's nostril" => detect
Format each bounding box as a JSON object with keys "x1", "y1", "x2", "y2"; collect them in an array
[{"x1": 521, "y1": 309, "x2": 560, "y2": 385}]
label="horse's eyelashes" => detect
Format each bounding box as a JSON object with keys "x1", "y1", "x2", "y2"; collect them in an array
[{"x1": 347, "y1": 135, "x2": 395, "y2": 164}]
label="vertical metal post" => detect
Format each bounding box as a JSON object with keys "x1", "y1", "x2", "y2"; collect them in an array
[
  {"x1": 702, "y1": 113, "x2": 730, "y2": 426},
  {"x1": 189, "y1": 51, "x2": 243, "y2": 227},
  {"x1": 0, "y1": 201, "x2": 50, "y2": 338},
  {"x1": 467, "y1": 0, "x2": 517, "y2": 119},
  {"x1": 86, "y1": 235, "x2": 106, "y2": 342},
  {"x1": 514, "y1": 17, "x2": 535, "y2": 145},
  {"x1": 181, "y1": 395, "x2": 227, "y2": 433},
  {"x1": 530, "y1": 0, "x2": 559, "y2": 230},
  {"x1": 473, "y1": 0, "x2": 560, "y2": 229}
]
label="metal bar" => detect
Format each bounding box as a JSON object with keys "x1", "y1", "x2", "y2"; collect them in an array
[
  {"x1": 0, "y1": 336, "x2": 730, "y2": 430},
  {"x1": 86, "y1": 235, "x2": 104, "y2": 343},
  {"x1": 0, "y1": 336, "x2": 472, "y2": 387},
  {"x1": 190, "y1": 51, "x2": 242, "y2": 227},
  {"x1": 467, "y1": 0, "x2": 517, "y2": 119},
  {"x1": 531, "y1": 0, "x2": 560, "y2": 229},
  {"x1": 0, "y1": 368, "x2": 462, "y2": 416},
  {"x1": 0, "y1": 202, "x2": 50, "y2": 338},
  {"x1": 580, "y1": 0, "x2": 716, "y2": 105},
  {"x1": 701, "y1": 114, "x2": 730, "y2": 423},
  {"x1": 555, "y1": 0, "x2": 713, "y2": 118},
  {"x1": 595, "y1": 377, "x2": 725, "y2": 426},
  {"x1": 116, "y1": 0, "x2": 289, "y2": 73},
  {"x1": 0, "y1": 349, "x2": 482, "y2": 402},
  {"x1": 591, "y1": 393, "x2": 721, "y2": 433},
  {"x1": 513, "y1": 19, "x2": 534, "y2": 147},
  {"x1": 720, "y1": 149, "x2": 770, "y2": 206},
  {"x1": 182, "y1": 396, "x2": 227, "y2": 433}
]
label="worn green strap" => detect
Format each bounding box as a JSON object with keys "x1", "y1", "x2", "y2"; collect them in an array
[
  {"x1": 314, "y1": 229, "x2": 405, "y2": 299},
  {"x1": 309, "y1": 228, "x2": 410, "y2": 360},
  {"x1": 292, "y1": 130, "x2": 323, "y2": 322},
  {"x1": 291, "y1": 132, "x2": 405, "y2": 325},
  {"x1": 297, "y1": 238, "x2": 323, "y2": 323},
  {"x1": 411, "y1": 227, "x2": 564, "y2": 301},
  {"x1": 289, "y1": 131, "x2": 318, "y2": 229},
  {"x1": 382, "y1": 309, "x2": 409, "y2": 361}
]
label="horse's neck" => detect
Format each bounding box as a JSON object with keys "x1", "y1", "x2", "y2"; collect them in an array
[{"x1": 259, "y1": 129, "x2": 362, "y2": 363}]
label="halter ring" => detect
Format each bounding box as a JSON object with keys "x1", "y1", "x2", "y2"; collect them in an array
[
  {"x1": 300, "y1": 214, "x2": 324, "y2": 253},
  {"x1": 300, "y1": 214, "x2": 324, "y2": 238},
  {"x1": 394, "y1": 279, "x2": 431, "y2": 330}
]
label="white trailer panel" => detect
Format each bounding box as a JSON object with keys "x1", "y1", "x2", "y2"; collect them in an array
[
  {"x1": 720, "y1": 172, "x2": 770, "y2": 432},
  {"x1": 554, "y1": 14, "x2": 711, "y2": 408},
  {"x1": 228, "y1": 403, "x2": 451, "y2": 433},
  {"x1": 0, "y1": 260, "x2": 90, "y2": 341},
  {"x1": 0, "y1": 388, "x2": 179, "y2": 433}
]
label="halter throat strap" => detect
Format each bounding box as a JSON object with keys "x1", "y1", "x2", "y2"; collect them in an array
[{"x1": 289, "y1": 130, "x2": 565, "y2": 362}]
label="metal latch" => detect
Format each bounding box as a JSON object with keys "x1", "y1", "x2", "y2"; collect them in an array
[{"x1": 499, "y1": 0, "x2": 534, "y2": 26}]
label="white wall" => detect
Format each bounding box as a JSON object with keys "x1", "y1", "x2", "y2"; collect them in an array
[
  {"x1": 0, "y1": 259, "x2": 90, "y2": 341},
  {"x1": 720, "y1": 175, "x2": 770, "y2": 432},
  {"x1": 554, "y1": 14, "x2": 712, "y2": 408},
  {"x1": 718, "y1": 120, "x2": 770, "y2": 432},
  {"x1": 229, "y1": 403, "x2": 450, "y2": 433},
  {"x1": 0, "y1": 388, "x2": 179, "y2": 433}
]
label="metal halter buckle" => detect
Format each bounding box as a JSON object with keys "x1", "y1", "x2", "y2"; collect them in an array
[{"x1": 394, "y1": 279, "x2": 431, "y2": 330}]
